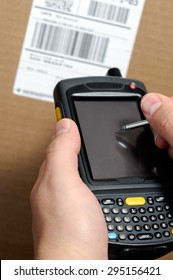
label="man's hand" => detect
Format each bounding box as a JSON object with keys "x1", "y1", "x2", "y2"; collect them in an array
[
  {"x1": 30, "y1": 119, "x2": 108, "y2": 260},
  {"x1": 141, "y1": 93, "x2": 173, "y2": 159}
]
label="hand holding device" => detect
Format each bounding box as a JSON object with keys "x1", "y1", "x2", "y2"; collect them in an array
[
  {"x1": 53, "y1": 68, "x2": 173, "y2": 259},
  {"x1": 30, "y1": 119, "x2": 108, "y2": 260}
]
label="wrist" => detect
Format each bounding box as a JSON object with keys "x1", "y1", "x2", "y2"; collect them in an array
[{"x1": 34, "y1": 239, "x2": 108, "y2": 260}]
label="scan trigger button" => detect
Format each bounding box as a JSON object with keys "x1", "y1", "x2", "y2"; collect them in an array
[{"x1": 55, "y1": 106, "x2": 63, "y2": 121}]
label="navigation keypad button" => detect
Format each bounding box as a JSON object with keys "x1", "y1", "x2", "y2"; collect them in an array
[
  {"x1": 103, "y1": 207, "x2": 110, "y2": 214},
  {"x1": 150, "y1": 215, "x2": 157, "y2": 222},
  {"x1": 126, "y1": 225, "x2": 133, "y2": 232},
  {"x1": 107, "y1": 224, "x2": 115, "y2": 231},
  {"x1": 137, "y1": 233, "x2": 153, "y2": 240},
  {"x1": 105, "y1": 216, "x2": 113, "y2": 222},
  {"x1": 102, "y1": 199, "x2": 115, "y2": 205},
  {"x1": 116, "y1": 198, "x2": 124, "y2": 206},
  {"x1": 147, "y1": 207, "x2": 155, "y2": 213},
  {"x1": 130, "y1": 208, "x2": 137, "y2": 214},
  {"x1": 155, "y1": 196, "x2": 165, "y2": 203},
  {"x1": 163, "y1": 231, "x2": 170, "y2": 238},
  {"x1": 116, "y1": 225, "x2": 124, "y2": 232},
  {"x1": 135, "y1": 225, "x2": 142, "y2": 232},
  {"x1": 119, "y1": 234, "x2": 126, "y2": 240},
  {"x1": 123, "y1": 216, "x2": 131, "y2": 223},
  {"x1": 112, "y1": 208, "x2": 119, "y2": 214},
  {"x1": 132, "y1": 216, "x2": 140, "y2": 223},
  {"x1": 147, "y1": 197, "x2": 154, "y2": 205},
  {"x1": 114, "y1": 216, "x2": 122, "y2": 223},
  {"x1": 156, "y1": 206, "x2": 163, "y2": 212},
  {"x1": 121, "y1": 208, "x2": 128, "y2": 214},
  {"x1": 152, "y1": 223, "x2": 159, "y2": 230},
  {"x1": 128, "y1": 234, "x2": 135, "y2": 240},
  {"x1": 143, "y1": 224, "x2": 151, "y2": 231},
  {"x1": 154, "y1": 232, "x2": 162, "y2": 239},
  {"x1": 141, "y1": 216, "x2": 148, "y2": 222}
]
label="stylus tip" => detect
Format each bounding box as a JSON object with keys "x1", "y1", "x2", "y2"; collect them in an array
[{"x1": 116, "y1": 127, "x2": 125, "y2": 132}]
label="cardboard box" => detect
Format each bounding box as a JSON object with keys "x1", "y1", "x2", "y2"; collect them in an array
[{"x1": 0, "y1": 0, "x2": 173, "y2": 259}]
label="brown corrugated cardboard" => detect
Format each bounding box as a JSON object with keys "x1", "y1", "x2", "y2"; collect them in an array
[{"x1": 0, "y1": 0, "x2": 173, "y2": 259}]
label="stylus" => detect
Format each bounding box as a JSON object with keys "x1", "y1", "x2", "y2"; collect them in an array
[{"x1": 119, "y1": 119, "x2": 149, "y2": 131}]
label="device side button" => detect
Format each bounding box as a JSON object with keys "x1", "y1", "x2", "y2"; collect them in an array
[
  {"x1": 55, "y1": 106, "x2": 63, "y2": 121},
  {"x1": 125, "y1": 197, "x2": 146, "y2": 206}
]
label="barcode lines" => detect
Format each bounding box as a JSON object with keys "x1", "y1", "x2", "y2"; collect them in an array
[
  {"x1": 31, "y1": 22, "x2": 109, "y2": 63},
  {"x1": 88, "y1": 0, "x2": 129, "y2": 24}
]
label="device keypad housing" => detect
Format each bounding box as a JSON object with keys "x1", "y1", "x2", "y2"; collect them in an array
[{"x1": 99, "y1": 194, "x2": 173, "y2": 245}]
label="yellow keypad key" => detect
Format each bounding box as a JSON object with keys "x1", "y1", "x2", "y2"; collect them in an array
[{"x1": 125, "y1": 197, "x2": 146, "y2": 206}]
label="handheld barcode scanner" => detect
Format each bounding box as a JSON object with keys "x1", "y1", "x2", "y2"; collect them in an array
[{"x1": 53, "y1": 68, "x2": 173, "y2": 259}]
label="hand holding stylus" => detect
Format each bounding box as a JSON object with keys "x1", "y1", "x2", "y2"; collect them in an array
[
  {"x1": 30, "y1": 93, "x2": 173, "y2": 260},
  {"x1": 141, "y1": 93, "x2": 173, "y2": 158}
]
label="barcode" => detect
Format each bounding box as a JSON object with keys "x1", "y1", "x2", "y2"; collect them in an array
[
  {"x1": 88, "y1": 0, "x2": 130, "y2": 24},
  {"x1": 31, "y1": 22, "x2": 109, "y2": 63}
]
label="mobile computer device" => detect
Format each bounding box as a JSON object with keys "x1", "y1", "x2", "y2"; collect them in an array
[{"x1": 53, "y1": 68, "x2": 173, "y2": 259}]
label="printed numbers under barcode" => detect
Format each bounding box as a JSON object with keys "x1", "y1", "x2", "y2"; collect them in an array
[
  {"x1": 31, "y1": 22, "x2": 109, "y2": 63},
  {"x1": 88, "y1": 0, "x2": 130, "y2": 24},
  {"x1": 45, "y1": 0, "x2": 74, "y2": 12},
  {"x1": 120, "y1": 0, "x2": 138, "y2": 6}
]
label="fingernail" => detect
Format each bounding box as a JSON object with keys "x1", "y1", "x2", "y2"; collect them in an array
[
  {"x1": 55, "y1": 119, "x2": 71, "y2": 136},
  {"x1": 141, "y1": 94, "x2": 162, "y2": 116},
  {"x1": 153, "y1": 131, "x2": 158, "y2": 144}
]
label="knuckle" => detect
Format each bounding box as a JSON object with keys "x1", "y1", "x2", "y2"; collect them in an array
[
  {"x1": 46, "y1": 137, "x2": 63, "y2": 154},
  {"x1": 159, "y1": 107, "x2": 173, "y2": 132}
]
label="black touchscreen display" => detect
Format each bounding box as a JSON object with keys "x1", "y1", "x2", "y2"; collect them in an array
[{"x1": 74, "y1": 98, "x2": 157, "y2": 180}]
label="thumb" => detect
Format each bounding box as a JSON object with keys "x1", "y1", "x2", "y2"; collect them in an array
[
  {"x1": 44, "y1": 118, "x2": 83, "y2": 191},
  {"x1": 141, "y1": 93, "x2": 173, "y2": 148}
]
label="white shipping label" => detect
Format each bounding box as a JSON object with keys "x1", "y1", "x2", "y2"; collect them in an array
[{"x1": 13, "y1": 0, "x2": 146, "y2": 102}]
